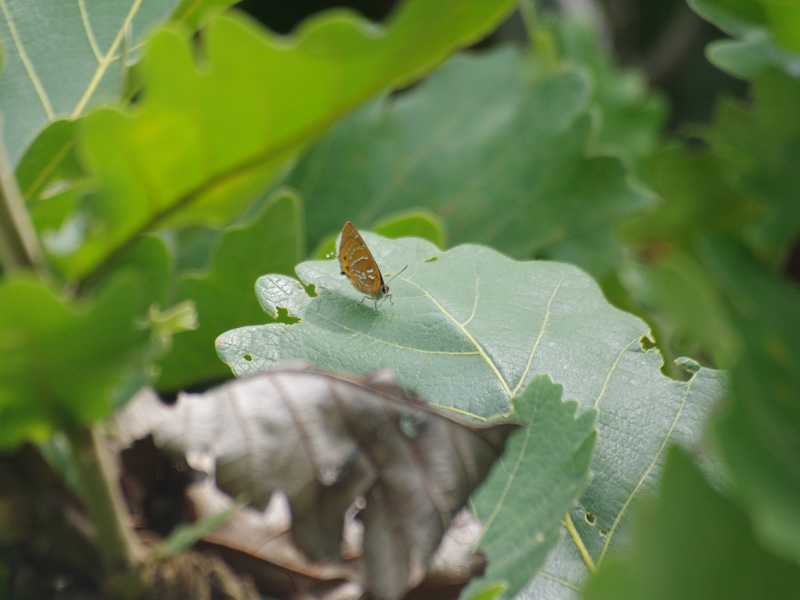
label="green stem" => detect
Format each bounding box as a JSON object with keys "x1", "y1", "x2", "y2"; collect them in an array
[
  {"x1": 519, "y1": 0, "x2": 559, "y2": 69},
  {"x1": 0, "y1": 119, "x2": 47, "y2": 273},
  {"x1": 73, "y1": 424, "x2": 148, "y2": 598}
]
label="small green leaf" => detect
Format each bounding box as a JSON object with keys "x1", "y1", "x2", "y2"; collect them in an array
[
  {"x1": 310, "y1": 209, "x2": 446, "y2": 260},
  {"x1": 153, "y1": 498, "x2": 244, "y2": 560},
  {"x1": 373, "y1": 211, "x2": 447, "y2": 249},
  {"x1": 584, "y1": 447, "x2": 800, "y2": 600},
  {"x1": 170, "y1": 0, "x2": 237, "y2": 29},
  {"x1": 465, "y1": 581, "x2": 507, "y2": 600},
  {"x1": 465, "y1": 375, "x2": 596, "y2": 598}
]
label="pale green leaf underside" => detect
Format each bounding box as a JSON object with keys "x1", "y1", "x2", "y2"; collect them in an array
[
  {"x1": 0, "y1": 0, "x2": 179, "y2": 164},
  {"x1": 217, "y1": 233, "x2": 724, "y2": 596},
  {"x1": 218, "y1": 232, "x2": 648, "y2": 418}
]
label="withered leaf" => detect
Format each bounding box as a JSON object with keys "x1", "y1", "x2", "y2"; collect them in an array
[{"x1": 116, "y1": 366, "x2": 518, "y2": 600}]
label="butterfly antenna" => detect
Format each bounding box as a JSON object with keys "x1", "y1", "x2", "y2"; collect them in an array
[{"x1": 386, "y1": 264, "x2": 408, "y2": 285}]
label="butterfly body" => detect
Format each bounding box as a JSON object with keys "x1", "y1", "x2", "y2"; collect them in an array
[{"x1": 338, "y1": 221, "x2": 390, "y2": 311}]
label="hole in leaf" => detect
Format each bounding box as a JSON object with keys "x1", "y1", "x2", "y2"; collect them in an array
[
  {"x1": 276, "y1": 307, "x2": 300, "y2": 325},
  {"x1": 243, "y1": 353, "x2": 253, "y2": 362},
  {"x1": 585, "y1": 510, "x2": 596, "y2": 525},
  {"x1": 639, "y1": 334, "x2": 657, "y2": 351},
  {"x1": 598, "y1": 525, "x2": 609, "y2": 537}
]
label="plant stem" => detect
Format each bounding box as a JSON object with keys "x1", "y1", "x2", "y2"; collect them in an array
[
  {"x1": 0, "y1": 119, "x2": 47, "y2": 273},
  {"x1": 73, "y1": 424, "x2": 148, "y2": 598},
  {"x1": 519, "y1": 0, "x2": 559, "y2": 70}
]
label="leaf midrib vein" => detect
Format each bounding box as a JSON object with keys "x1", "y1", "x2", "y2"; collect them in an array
[{"x1": 405, "y1": 277, "x2": 512, "y2": 397}]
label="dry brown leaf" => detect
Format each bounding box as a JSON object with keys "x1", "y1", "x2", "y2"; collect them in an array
[{"x1": 115, "y1": 366, "x2": 517, "y2": 600}]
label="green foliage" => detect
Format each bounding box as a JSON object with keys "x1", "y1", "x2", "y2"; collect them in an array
[
  {"x1": 0, "y1": 277, "x2": 148, "y2": 448},
  {"x1": 285, "y1": 45, "x2": 656, "y2": 277},
  {"x1": 310, "y1": 209, "x2": 447, "y2": 259},
  {"x1": 704, "y1": 239, "x2": 800, "y2": 564},
  {"x1": 1, "y1": 0, "x2": 798, "y2": 598},
  {"x1": 550, "y1": 17, "x2": 668, "y2": 175},
  {"x1": 584, "y1": 447, "x2": 800, "y2": 600},
  {"x1": 218, "y1": 232, "x2": 722, "y2": 595},
  {"x1": 0, "y1": 0, "x2": 522, "y2": 441},
  {"x1": 690, "y1": 0, "x2": 800, "y2": 78},
  {"x1": 155, "y1": 190, "x2": 303, "y2": 391}
]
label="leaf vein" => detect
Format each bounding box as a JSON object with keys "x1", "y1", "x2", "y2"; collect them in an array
[
  {"x1": 473, "y1": 417, "x2": 531, "y2": 548},
  {"x1": 72, "y1": 0, "x2": 144, "y2": 117},
  {"x1": 511, "y1": 274, "x2": 564, "y2": 397},
  {"x1": 593, "y1": 335, "x2": 640, "y2": 409},
  {"x1": 405, "y1": 278, "x2": 512, "y2": 396},
  {"x1": 0, "y1": 0, "x2": 55, "y2": 119},
  {"x1": 78, "y1": 0, "x2": 103, "y2": 63},
  {"x1": 597, "y1": 370, "x2": 697, "y2": 564}
]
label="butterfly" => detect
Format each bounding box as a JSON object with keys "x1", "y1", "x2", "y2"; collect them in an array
[{"x1": 337, "y1": 221, "x2": 392, "y2": 312}]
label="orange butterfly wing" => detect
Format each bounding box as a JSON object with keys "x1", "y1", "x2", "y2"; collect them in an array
[{"x1": 338, "y1": 221, "x2": 388, "y2": 299}]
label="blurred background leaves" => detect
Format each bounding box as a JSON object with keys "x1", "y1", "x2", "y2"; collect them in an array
[{"x1": 1, "y1": 0, "x2": 799, "y2": 598}]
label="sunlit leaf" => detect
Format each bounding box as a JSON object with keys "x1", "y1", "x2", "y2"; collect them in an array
[{"x1": 54, "y1": 0, "x2": 519, "y2": 281}]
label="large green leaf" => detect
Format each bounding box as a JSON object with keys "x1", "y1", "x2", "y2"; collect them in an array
[
  {"x1": 0, "y1": 0, "x2": 180, "y2": 165},
  {"x1": 702, "y1": 238, "x2": 800, "y2": 564},
  {"x1": 690, "y1": 0, "x2": 800, "y2": 78},
  {"x1": 551, "y1": 17, "x2": 667, "y2": 175},
  {"x1": 216, "y1": 231, "x2": 723, "y2": 595},
  {"x1": 51, "y1": 0, "x2": 519, "y2": 282},
  {"x1": 0, "y1": 277, "x2": 149, "y2": 449},
  {"x1": 583, "y1": 447, "x2": 800, "y2": 600},
  {"x1": 155, "y1": 190, "x2": 303, "y2": 392},
  {"x1": 170, "y1": 0, "x2": 238, "y2": 29},
  {"x1": 283, "y1": 47, "x2": 655, "y2": 277}
]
